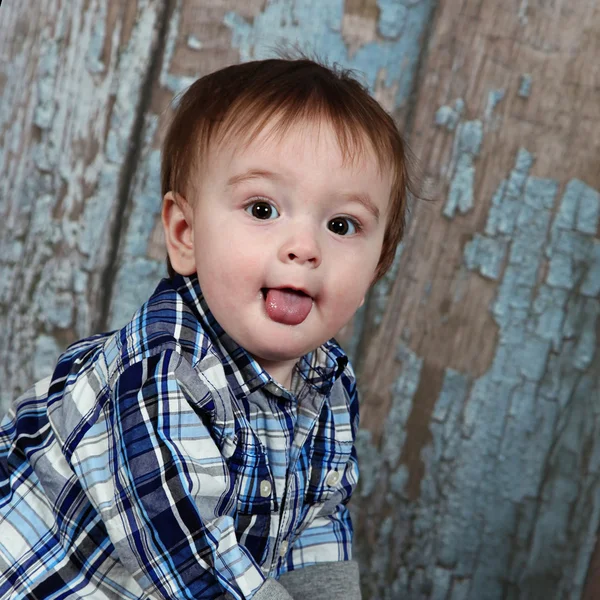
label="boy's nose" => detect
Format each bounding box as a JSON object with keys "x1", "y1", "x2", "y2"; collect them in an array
[{"x1": 279, "y1": 228, "x2": 321, "y2": 268}]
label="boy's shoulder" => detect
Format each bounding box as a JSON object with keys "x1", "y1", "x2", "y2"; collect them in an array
[
  {"x1": 3, "y1": 277, "x2": 218, "y2": 440},
  {"x1": 74, "y1": 277, "x2": 212, "y2": 383},
  {"x1": 15, "y1": 278, "x2": 212, "y2": 413},
  {"x1": 107, "y1": 276, "x2": 211, "y2": 374}
]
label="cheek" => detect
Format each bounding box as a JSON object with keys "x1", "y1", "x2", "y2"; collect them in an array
[
  {"x1": 199, "y1": 237, "x2": 264, "y2": 288},
  {"x1": 326, "y1": 273, "x2": 368, "y2": 316},
  {"x1": 326, "y1": 252, "x2": 379, "y2": 316}
]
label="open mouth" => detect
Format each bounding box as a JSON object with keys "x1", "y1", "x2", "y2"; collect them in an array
[{"x1": 261, "y1": 287, "x2": 313, "y2": 325}]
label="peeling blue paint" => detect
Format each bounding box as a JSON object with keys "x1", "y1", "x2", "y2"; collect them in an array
[
  {"x1": 374, "y1": 140, "x2": 600, "y2": 597},
  {"x1": 463, "y1": 234, "x2": 507, "y2": 280},
  {"x1": 388, "y1": 465, "x2": 409, "y2": 496},
  {"x1": 33, "y1": 335, "x2": 63, "y2": 382},
  {"x1": 546, "y1": 180, "x2": 598, "y2": 293},
  {"x1": 518, "y1": 74, "x2": 532, "y2": 98},
  {"x1": 1, "y1": 1, "x2": 171, "y2": 415},
  {"x1": 532, "y1": 286, "x2": 569, "y2": 351},
  {"x1": 187, "y1": 34, "x2": 203, "y2": 50},
  {"x1": 431, "y1": 368, "x2": 470, "y2": 459},
  {"x1": 78, "y1": 167, "x2": 120, "y2": 260},
  {"x1": 85, "y1": 2, "x2": 107, "y2": 74},
  {"x1": 109, "y1": 118, "x2": 167, "y2": 328},
  {"x1": 377, "y1": 0, "x2": 407, "y2": 39},
  {"x1": 355, "y1": 429, "x2": 382, "y2": 498},
  {"x1": 552, "y1": 179, "x2": 600, "y2": 236},
  {"x1": 224, "y1": 0, "x2": 436, "y2": 110},
  {"x1": 444, "y1": 153, "x2": 598, "y2": 595},
  {"x1": 582, "y1": 242, "x2": 600, "y2": 297},
  {"x1": 33, "y1": 40, "x2": 59, "y2": 130},
  {"x1": 382, "y1": 343, "x2": 423, "y2": 468},
  {"x1": 485, "y1": 149, "x2": 534, "y2": 236},
  {"x1": 439, "y1": 91, "x2": 503, "y2": 219},
  {"x1": 572, "y1": 303, "x2": 599, "y2": 371},
  {"x1": 431, "y1": 567, "x2": 452, "y2": 600},
  {"x1": 455, "y1": 120, "x2": 484, "y2": 155},
  {"x1": 443, "y1": 120, "x2": 483, "y2": 218},
  {"x1": 435, "y1": 98, "x2": 464, "y2": 131},
  {"x1": 161, "y1": 2, "x2": 197, "y2": 95},
  {"x1": 484, "y1": 88, "x2": 505, "y2": 121},
  {"x1": 43, "y1": 290, "x2": 75, "y2": 329},
  {"x1": 575, "y1": 180, "x2": 600, "y2": 235}
]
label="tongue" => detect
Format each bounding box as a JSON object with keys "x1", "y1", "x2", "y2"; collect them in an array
[{"x1": 264, "y1": 289, "x2": 313, "y2": 325}]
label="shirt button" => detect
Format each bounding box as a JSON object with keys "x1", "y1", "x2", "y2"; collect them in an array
[
  {"x1": 325, "y1": 470, "x2": 341, "y2": 486},
  {"x1": 259, "y1": 480, "x2": 272, "y2": 497},
  {"x1": 279, "y1": 540, "x2": 289, "y2": 557}
]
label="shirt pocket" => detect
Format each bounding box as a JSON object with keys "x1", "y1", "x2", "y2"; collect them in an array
[
  {"x1": 225, "y1": 433, "x2": 273, "y2": 565},
  {"x1": 305, "y1": 439, "x2": 354, "y2": 518}
]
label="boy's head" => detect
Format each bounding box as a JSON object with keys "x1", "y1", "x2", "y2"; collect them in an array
[{"x1": 161, "y1": 57, "x2": 412, "y2": 383}]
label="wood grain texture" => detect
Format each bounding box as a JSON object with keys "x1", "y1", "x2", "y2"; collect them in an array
[
  {"x1": 353, "y1": 1, "x2": 600, "y2": 598},
  {"x1": 0, "y1": 0, "x2": 169, "y2": 409},
  {"x1": 1, "y1": 0, "x2": 599, "y2": 598}
]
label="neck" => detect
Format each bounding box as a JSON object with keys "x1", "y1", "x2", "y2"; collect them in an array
[{"x1": 251, "y1": 356, "x2": 297, "y2": 391}]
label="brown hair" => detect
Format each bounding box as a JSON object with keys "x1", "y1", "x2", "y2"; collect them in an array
[{"x1": 161, "y1": 57, "x2": 414, "y2": 283}]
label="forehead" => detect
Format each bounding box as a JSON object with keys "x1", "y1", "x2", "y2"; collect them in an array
[{"x1": 212, "y1": 115, "x2": 389, "y2": 177}]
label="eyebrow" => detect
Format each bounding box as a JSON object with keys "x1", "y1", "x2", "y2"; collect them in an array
[
  {"x1": 342, "y1": 192, "x2": 380, "y2": 223},
  {"x1": 226, "y1": 169, "x2": 284, "y2": 188}
]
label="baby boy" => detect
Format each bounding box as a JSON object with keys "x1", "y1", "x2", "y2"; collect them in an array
[{"x1": 0, "y1": 57, "x2": 410, "y2": 599}]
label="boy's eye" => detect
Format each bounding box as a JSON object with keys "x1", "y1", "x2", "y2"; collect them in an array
[
  {"x1": 246, "y1": 200, "x2": 279, "y2": 220},
  {"x1": 328, "y1": 217, "x2": 359, "y2": 236}
]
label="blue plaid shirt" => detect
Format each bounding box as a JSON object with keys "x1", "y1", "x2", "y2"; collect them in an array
[{"x1": 0, "y1": 274, "x2": 360, "y2": 599}]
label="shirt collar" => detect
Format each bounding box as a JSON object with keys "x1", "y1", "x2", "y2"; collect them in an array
[{"x1": 168, "y1": 273, "x2": 348, "y2": 399}]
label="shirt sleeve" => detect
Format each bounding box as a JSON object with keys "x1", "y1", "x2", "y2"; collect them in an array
[{"x1": 70, "y1": 348, "x2": 268, "y2": 600}]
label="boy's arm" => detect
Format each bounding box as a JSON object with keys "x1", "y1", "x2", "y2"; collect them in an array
[{"x1": 72, "y1": 348, "x2": 292, "y2": 600}]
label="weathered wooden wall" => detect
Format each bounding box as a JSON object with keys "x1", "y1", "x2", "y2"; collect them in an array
[{"x1": 1, "y1": 1, "x2": 598, "y2": 599}]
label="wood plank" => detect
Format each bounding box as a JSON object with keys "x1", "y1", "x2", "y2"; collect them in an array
[
  {"x1": 354, "y1": 1, "x2": 600, "y2": 598},
  {"x1": 3, "y1": 0, "x2": 598, "y2": 597},
  {"x1": 0, "y1": 0, "x2": 171, "y2": 412}
]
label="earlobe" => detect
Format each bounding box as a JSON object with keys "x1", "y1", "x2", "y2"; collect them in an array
[{"x1": 161, "y1": 191, "x2": 196, "y2": 275}]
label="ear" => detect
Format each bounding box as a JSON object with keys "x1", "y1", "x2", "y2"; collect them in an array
[{"x1": 162, "y1": 191, "x2": 196, "y2": 275}]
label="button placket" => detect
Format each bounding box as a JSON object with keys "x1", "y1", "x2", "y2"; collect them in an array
[{"x1": 268, "y1": 471, "x2": 298, "y2": 577}]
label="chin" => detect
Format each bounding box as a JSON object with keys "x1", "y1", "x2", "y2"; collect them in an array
[
  {"x1": 251, "y1": 348, "x2": 306, "y2": 364},
  {"x1": 248, "y1": 339, "x2": 315, "y2": 364}
]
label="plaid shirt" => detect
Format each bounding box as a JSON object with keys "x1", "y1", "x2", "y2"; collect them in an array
[{"x1": 0, "y1": 274, "x2": 360, "y2": 599}]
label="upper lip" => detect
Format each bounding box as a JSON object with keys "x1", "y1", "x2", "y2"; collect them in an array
[{"x1": 263, "y1": 285, "x2": 313, "y2": 298}]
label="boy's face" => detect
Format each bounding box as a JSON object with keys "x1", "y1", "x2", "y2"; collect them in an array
[{"x1": 164, "y1": 119, "x2": 391, "y2": 385}]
